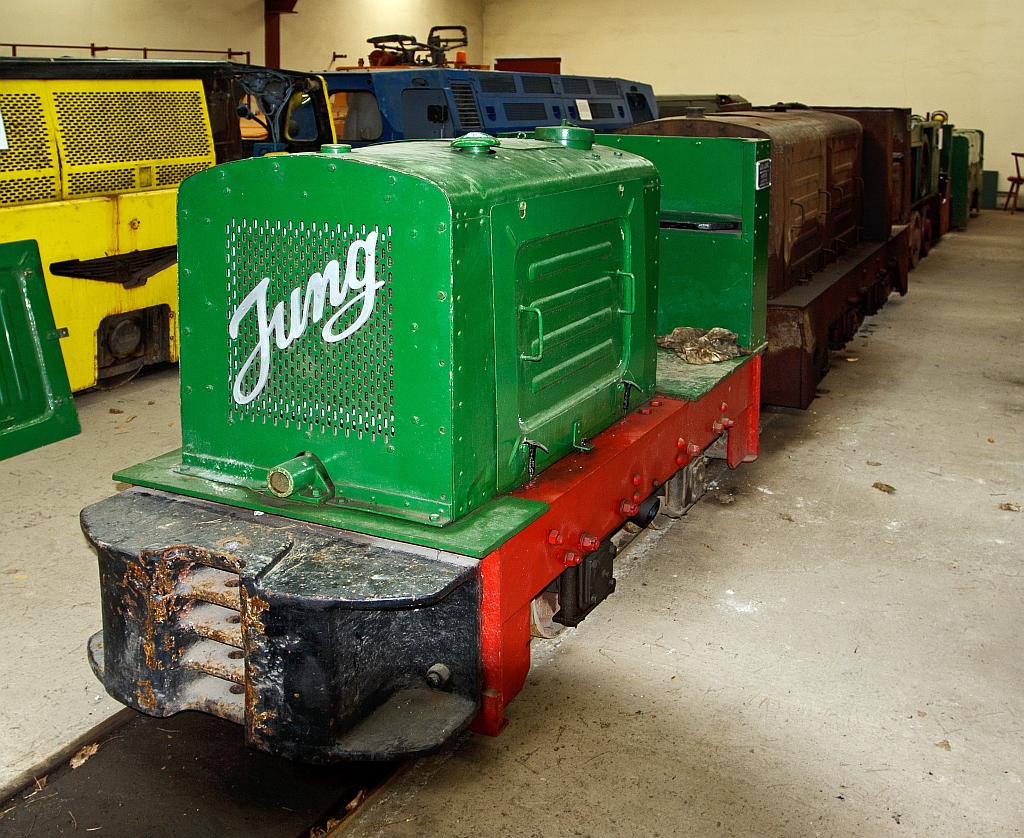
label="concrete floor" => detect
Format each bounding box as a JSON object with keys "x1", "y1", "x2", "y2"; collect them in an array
[
  {"x1": 1, "y1": 211, "x2": 1021, "y2": 836},
  {"x1": 344, "y1": 210, "x2": 1024, "y2": 838},
  {"x1": 0, "y1": 366, "x2": 181, "y2": 797}
]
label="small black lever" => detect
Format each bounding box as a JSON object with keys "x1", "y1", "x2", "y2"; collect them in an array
[
  {"x1": 621, "y1": 379, "x2": 641, "y2": 412},
  {"x1": 523, "y1": 439, "x2": 550, "y2": 482}
]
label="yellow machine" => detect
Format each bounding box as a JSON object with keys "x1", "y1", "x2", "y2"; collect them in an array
[{"x1": 0, "y1": 60, "x2": 336, "y2": 392}]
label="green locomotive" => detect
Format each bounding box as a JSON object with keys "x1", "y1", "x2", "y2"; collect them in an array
[{"x1": 84, "y1": 128, "x2": 768, "y2": 761}]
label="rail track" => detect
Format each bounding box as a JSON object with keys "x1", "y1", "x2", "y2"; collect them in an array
[{"x1": 0, "y1": 710, "x2": 400, "y2": 837}]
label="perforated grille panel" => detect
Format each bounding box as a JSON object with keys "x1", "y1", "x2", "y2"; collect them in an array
[
  {"x1": 68, "y1": 168, "x2": 136, "y2": 194},
  {"x1": 0, "y1": 93, "x2": 54, "y2": 172},
  {"x1": 47, "y1": 81, "x2": 216, "y2": 199},
  {"x1": 52, "y1": 90, "x2": 211, "y2": 166},
  {"x1": 0, "y1": 90, "x2": 59, "y2": 206},
  {"x1": 157, "y1": 161, "x2": 212, "y2": 186},
  {"x1": 226, "y1": 219, "x2": 395, "y2": 441},
  {"x1": 0, "y1": 175, "x2": 59, "y2": 206}
]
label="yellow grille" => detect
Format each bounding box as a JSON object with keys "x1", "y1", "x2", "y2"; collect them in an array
[
  {"x1": 0, "y1": 175, "x2": 59, "y2": 205},
  {"x1": 52, "y1": 89, "x2": 211, "y2": 166},
  {"x1": 156, "y1": 160, "x2": 212, "y2": 186},
  {"x1": 0, "y1": 86, "x2": 61, "y2": 206},
  {"x1": 68, "y1": 168, "x2": 136, "y2": 194},
  {"x1": 48, "y1": 79, "x2": 216, "y2": 199}
]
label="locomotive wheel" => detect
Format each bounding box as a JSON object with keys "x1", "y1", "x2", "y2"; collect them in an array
[
  {"x1": 908, "y1": 210, "x2": 923, "y2": 268},
  {"x1": 920, "y1": 209, "x2": 933, "y2": 257}
]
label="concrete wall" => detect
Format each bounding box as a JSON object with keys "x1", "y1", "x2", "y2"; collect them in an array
[
  {"x1": 0, "y1": 0, "x2": 484, "y2": 71},
  {"x1": 3, "y1": 1, "x2": 1018, "y2": 187},
  {"x1": 0, "y1": 0, "x2": 265, "y2": 64},
  {"x1": 482, "y1": 0, "x2": 1022, "y2": 190},
  {"x1": 280, "y1": 0, "x2": 484, "y2": 72}
]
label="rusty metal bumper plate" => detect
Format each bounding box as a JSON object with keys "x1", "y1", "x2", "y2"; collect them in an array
[{"x1": 83, "y1": 488, "x2": 481, "y2": 762}]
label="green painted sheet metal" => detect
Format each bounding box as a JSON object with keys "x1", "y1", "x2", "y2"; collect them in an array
[
  {"x1": 594, "y1": 134, "x2": 769, "y2": 349},
  {"x1": 946, "y1": 129, "x2": 984, "y2": 228},
  {"x1": 0, "y1": 240, "x2": 80, "y2": 460},
  {"x1": 169, "y1": 137, "x2": 658, "y2": 529},
  {"x1": 113, "y1": 449, "x2": 549, "y2": 559}
]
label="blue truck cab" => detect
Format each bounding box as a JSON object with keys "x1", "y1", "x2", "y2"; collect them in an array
[{"x1": 318, "y1": 67, "x2": 658, "y2": 143}]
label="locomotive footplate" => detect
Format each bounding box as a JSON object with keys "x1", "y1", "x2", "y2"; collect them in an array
[{"x1": 83, "y1": 488, "x2": 481, "y2": 763}]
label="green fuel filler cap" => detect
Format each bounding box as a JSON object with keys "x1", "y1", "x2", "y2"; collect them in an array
[
  {"x1": 535, "y1": 120, "x2": 595, "y2": 150},
  {"x1": 450, "y1": 133, "x2": 501, "y2": 153}
]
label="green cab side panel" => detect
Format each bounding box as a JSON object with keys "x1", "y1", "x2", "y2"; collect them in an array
[
  {"x1": 0, "y1": 240, "x2": 80, "y2": 461},
  {"x1": 595, "y1": 134, "x2": 770, "y2": 349}
]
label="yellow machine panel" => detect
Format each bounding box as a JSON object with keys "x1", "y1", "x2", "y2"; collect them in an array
[
  {"x1": 0, "y1": 82, "x2": 62, "y2": 207},
  {"x1": 0, "y1": 78, "x2": 216, "y2": 390}
]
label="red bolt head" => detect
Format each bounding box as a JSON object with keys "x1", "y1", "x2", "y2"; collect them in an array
[
  {"x1": 640, "y1": 408, "x2": 652, "y2": 415},
  {"x1": 650, "y1": 399, "x2": 663, "y2": 407},
  {"x1": 687, "y1": 442, "x2": 700, "y2": 456},
  {"x1": 579, "y1": 533, "x2": 599, "y2": 552},
  {"x1": 676, "y1": 438, "x2": 686, "y2": 449},
  {"x1": 633, "y1": 490, "x2": 642, "y2": 502},
  {"x1": 563, "y1": 550, "x2": 582, "y2": 567},
  {"x1": 676, "y1": 454, "x2": 686, "y2": 465},
  {"x1": 713, "y1": 421, "x2": 724, "y2": 433},
  {"x1": 723, "y1": 418, "x2": 735, "y2": 428},
  {"x1": 632, "y1": 473, "x2": 642, "y2": 486},
  {"x1": 721, "y1": 402, "x2": 729, "y2": 412},
  {"x1": 548, "y1": 529, "x2": 563, "y2": 546},
  {"x1": 620, "y1": 500, "x2": 639, "y2": 516}
]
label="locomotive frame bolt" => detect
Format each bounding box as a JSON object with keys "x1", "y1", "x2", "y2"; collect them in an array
[
  {"x1": 579, "y1": 533, "x2": 599, "y2": 552},
  {"x1": 548, "y1": 529, "x2": 564, "y2": 546},
  {"x1": 620, "y1": 501, "x2": 639, "y2": 516},
  {"x1": 687, "y1": 443, "x2": 700, "y2": 456},
  {"x1": 426, "y1": 663, "x2": 451, "y2": 689},
  {"x1": 563, "y1": 550, "x2": 582, "y2": 567},
  {"x1": 632, "y1": 473, "x2": 642, "y2": 486}
]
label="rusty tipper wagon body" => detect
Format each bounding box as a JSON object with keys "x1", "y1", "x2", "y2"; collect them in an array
[{"x1": 618, "y1": 108, "x2": 911, "y2": 408}]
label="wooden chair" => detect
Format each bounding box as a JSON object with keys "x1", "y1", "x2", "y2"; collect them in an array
[{"x1": 1005, "y1": 153, "x2": 1024, "y2": 214}]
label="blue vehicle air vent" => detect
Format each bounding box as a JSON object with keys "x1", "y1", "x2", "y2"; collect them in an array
[
  {"x1": 504, "y1": 102, "x2": 548, "y2": 122},
  {"x1": 521, "y1": 75, "x2": 555, "y2": 94},
  {"x1": 593, "y1": 79, "x2": 619, "y2": 96},
  {"x1": 479, "y1": 73, "x2": 517, "y2": 93},
  {"x1": 562, "y1": 77, "x2": 590, "y2": 94},
  {"x1": 450, "y1": 83, "x2": 483, "y2": 129},
  {"x1": 589, "y1": 102, "x2": 614, "y2": 119}
]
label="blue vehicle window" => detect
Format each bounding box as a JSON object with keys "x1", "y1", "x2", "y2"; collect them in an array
[
  {"x1": 330, "y1": 91, "x2": 383, "y2": 142},
  {"x1": 285, "y1": 93, "x2": 319, "y2": 141}
]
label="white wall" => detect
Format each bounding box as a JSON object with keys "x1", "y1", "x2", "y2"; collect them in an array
[
  {"x1": 4, "y1": 1, "x2": 1018, "y2": 186},
  {"x1": 483, "y1": 0, "x2": 1022, "y2": 189},
  {"x1": 0, "y1": 0, "x2": 265, "y2": 63},
  {"x1": 280, "y1": 0, "x2": 484, "y2": 71},
  {"x1": 0, "y1": 0, "x2": 484, "y2": 72}
]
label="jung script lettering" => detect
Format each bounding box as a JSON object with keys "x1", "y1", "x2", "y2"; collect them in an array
[{"x1": 228, "y1": 230, "x2": 381, "y2": 405}]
